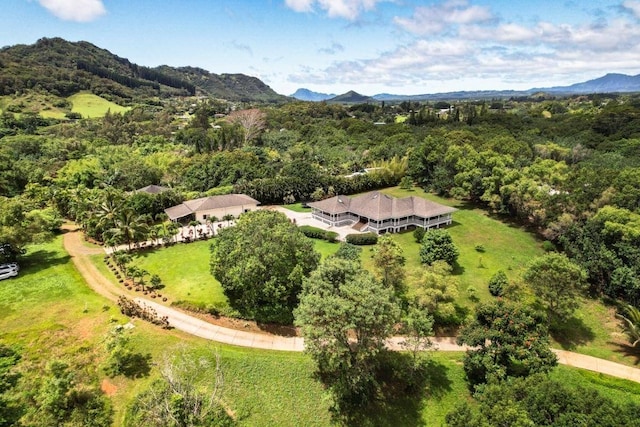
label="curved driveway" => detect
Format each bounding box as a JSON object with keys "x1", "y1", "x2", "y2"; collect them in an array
[{"x1": 63, "y1": 227, "x2": 640, "y2": 384}]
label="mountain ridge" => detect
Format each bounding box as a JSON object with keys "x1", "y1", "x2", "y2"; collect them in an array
[
  {"x1": 293, "y1": 73, "x2": 640, "y2": 102},
  {"x1": 0, "y1": 37, "x2": 287, "y2": 103}
]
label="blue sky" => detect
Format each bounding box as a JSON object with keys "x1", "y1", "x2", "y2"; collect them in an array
[{"x1": 2, "y1": 0, "x2": 640, "y2": 95}]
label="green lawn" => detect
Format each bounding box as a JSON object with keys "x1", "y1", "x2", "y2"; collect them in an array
[
  {"x1": 124, "y1": 240, "x2": 227, "y2": 310},
  {"x1": 2, "y1": 234, "x2": 640, "y2": 426},
  {"x1": 313, "y1": 239, "x2": 340, "y2": 258},
  {"x1": 68, "y1": 92, "x2": 130, "y2": 118},
  {"x1": 283, "y1": 202, "x2": 311, "y2": 213},
  {"x1": 90, "y1": 186, "x2": 634, "y2": 366},
  {"x1": 353, "y1": 187, "x2": 546, "y2": 308}
]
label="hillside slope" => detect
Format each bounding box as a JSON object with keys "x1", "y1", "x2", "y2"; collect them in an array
[{"x1": 0, "y1": 37, "x2": 286, "y2": 103}]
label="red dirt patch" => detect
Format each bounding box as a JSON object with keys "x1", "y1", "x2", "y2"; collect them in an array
[{"x1": 101, "y1": 378, "x2": 118, "y2": 396}]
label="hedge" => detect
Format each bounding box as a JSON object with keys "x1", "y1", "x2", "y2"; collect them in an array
[
  {"x1": 346, "y1": 232, "x2": 378, "y2": 245},
  {"x1": 299, "y1": 225, "x2": 339, "y2": 243}
]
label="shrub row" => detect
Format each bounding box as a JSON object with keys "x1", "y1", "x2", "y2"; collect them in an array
[
  {"x1": 346, "y1": 232, "x2": 378, "y2": 245},
  {"x1": 298, "y1": 225, "x2": 339, "y2": 243}
]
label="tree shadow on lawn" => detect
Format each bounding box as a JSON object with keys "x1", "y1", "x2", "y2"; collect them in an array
[
  {"x1": 120, "y1": 352, "x2": 153, "y2": 378},
  {"x1": 550, "y1": 316, "x2": 596, "y2": 350},
  {"x1": 611, "y1": 342, "x2": 640, "y2": 366},
  {"x1": 447, "y1": 200, "x2": 477, "y2": 211},
  {"x1": 341, "y1": 355, "x2": 453, "y2": 427},
  {"x1": 19, "y1": 249, "x2": 71, "y2": 277},
  {"x1": 451, "y1": 262, "x2": 465, "y2": 276},
  {"x1": 445, "y1": 220, "x2": 463, "y2": 230}
]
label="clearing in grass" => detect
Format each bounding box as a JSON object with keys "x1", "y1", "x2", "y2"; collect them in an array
[{"x1": 68, "y1": 92, "x2": 130, "y2": 118}]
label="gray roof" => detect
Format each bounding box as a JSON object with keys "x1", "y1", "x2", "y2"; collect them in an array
[
  {"x1": 308, "y1": 191, "x2": 456, "y2": 221},
  {"x1": 135, "y1": 184, "x2": 171, "y2": 194},
  {"x1": 165, "y1": 194, "x2": 260, "y2": 220}
]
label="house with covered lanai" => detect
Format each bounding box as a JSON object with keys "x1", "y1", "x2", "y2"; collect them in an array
[{"x1": 308, "y1": 191, "x2": 456, "y2": 234}]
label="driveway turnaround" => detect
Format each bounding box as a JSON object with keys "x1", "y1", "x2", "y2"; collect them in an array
[{"x1": 63, "y1": 226, "x2": 640, "y2": 384}]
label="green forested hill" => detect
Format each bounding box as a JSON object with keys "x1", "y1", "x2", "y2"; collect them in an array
[
  {"x1": 0, "y1": 37, "x2": 286, "y2": 103},
  {"x1": 155, "y1": 65, "x2": 288, "y2": 103}
]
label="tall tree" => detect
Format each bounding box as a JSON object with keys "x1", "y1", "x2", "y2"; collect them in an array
[
  {"x1": 457, "y1": 300, "x2": 557, "y2": 389},
  {"x1": 523, "y1": 252, "x2": 586, "y2": 323},
  {"x1": 295, "y1": 258, "x2": 400, "y2": 409},
  {"x1": 419, "y1": 229, "x2": 459, "y2": 266},
  {"x1": 410, "y1": 260, "x2": 461, "y2": 325},
  {"x1": 446, "y1": 373, "x2": 640, "y2": 427},
  {"x1": 371, "y1": 235, "x2": 405, "y2": 293},
  {"x1": 106, "y1": 208, "x2": 149, "y2": 251},
  {"x1": 124, "y1": 348, "x2": 232, "y2": 427},
  {"x1": 210, "y1": 210, "x2": 320, "y2": 324},
  {"x1": 227, "y1": 108, "x2": 266, "y2": 146}
]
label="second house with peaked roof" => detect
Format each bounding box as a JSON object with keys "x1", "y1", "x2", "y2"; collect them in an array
[
  {"x1": 165, "y1": 194, "x2": 260, "y2": 223},
  {"x1": 307, "y1": 191, "x2": 456, "y2": 234}
]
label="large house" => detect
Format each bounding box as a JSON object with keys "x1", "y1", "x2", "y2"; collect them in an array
[
  {"x1": 308, "y1": 191, "x2": 456, "y2": 234},
  {"x1": 165, "y1": 194, "x2": 260, "y2": 222}
]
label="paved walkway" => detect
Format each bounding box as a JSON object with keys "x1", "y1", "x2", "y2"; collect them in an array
[
  {"x1": 62, "y1": 226, "x2": 640, "y2": 384},
  {"x1": 266, "y1": 206, "x2": 363, "y2": 241}
]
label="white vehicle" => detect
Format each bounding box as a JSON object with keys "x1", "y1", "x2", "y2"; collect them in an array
[{"x1": 0, "y1": 263, "x2": 19, "y2": 280}]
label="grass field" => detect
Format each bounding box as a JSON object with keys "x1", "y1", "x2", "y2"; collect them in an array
[
  {"x1": 1, "y1": 94, "x2": 68, "y2": 118},
  {"x1": 378, "y1": 187, "x2": 545, "y2": 298},
  {"x1": 102, "y1": 187, "x2": 635, "y2": 365},
  {"x1": 95, "y1": 239, "x2": 228, "y2": 310},
  {"x1": 68, "y1": 92, "x2": 129, "y2": 118},
  {"x1": 3, "y1": 234, "x2": 640, "y2": 426}
]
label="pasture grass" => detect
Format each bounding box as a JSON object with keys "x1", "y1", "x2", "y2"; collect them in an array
[
  {"x1": 550, "y1": 365, "x2": 640, "y2": 404},
  {"x1": 3, "y1": 235, "x2": 640, "y2": 426},
  {"x1": 0, "y1": 93, "x2": 67, "y2": 118},
  {"x1": 68, "y1": 92, "x2": 129, "y2": 118},
  {"x1": 549, "y1": 298, "x2": 638, "y2": 365}
]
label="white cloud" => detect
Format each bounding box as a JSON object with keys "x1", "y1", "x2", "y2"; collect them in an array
[
  {"x1": 38, "y1": 0, "x2": 106, "y2": 22},
  {"x1": 318, "y1": 42, "x2": 345, "y2": 55},
  {"x1": 285, "y1": 0, "x2": 387, "y2": 20},
  {"x1": 285, "y1": 0, "x2": 314, "y2": 13},
  {"x1": 394, "y1": 0, "x2": 493, "y2": 35},
  {"x1": 288, "y1": 13, "x2": 640, "y2": 92},
  {"x1": 622, "y1": 0, "x2": 640, "y2": 18}
]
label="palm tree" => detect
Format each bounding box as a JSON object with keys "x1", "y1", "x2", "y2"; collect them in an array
[
  {"x1": 112, "y1": 251, "x2": 132, "y2": 276},
  {"x1": 95, "y1": 191, "x2": 125, "y2": 240},
  {"x1": 206, "y1": 216, "x2": 218, "y2": 236},
  {"x1": 222, "y1": 214, "x2": 234, "y2": 227},
  {"x1": 148, "y1": 224, "x2": 162, "y2": 247},
  {"x1": 109, "y1": 209, "x2": 149, "y2": 251},
  {"x1": 618, "y1": 304, "x2": 640, "y2": 347}
]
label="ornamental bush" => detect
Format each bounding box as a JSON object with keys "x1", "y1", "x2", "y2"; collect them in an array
[
  {"x1": 298, "y1": 225, "x2": 339, "y2": 243},
  {"x1": 488, "y1": 270, "x2": 508, "y2": 297},
  {"x1": 419, "y1": 229, "x2": 459, "y2": 266},
  {"x1": 346, "y1": 232, "x2": 379, "y2": 246}
]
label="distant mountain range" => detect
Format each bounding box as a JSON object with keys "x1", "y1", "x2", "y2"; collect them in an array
[
  {"x1": 292, "y1": 73, "x2": 640, "y2": 102},
  {"x1": 1, "y1": 38, "x2": 638, "y2": 105},
  {"x1": 0, "y1": 37, "x2": 287, "y2": 103},
  {"x1": 290, "y1": 88, "x2": 336, "y2": 102}
]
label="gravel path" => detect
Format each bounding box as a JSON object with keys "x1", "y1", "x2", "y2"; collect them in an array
[{"x1": 62, "y1": 226, "x2": 640, "y2": 384}]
